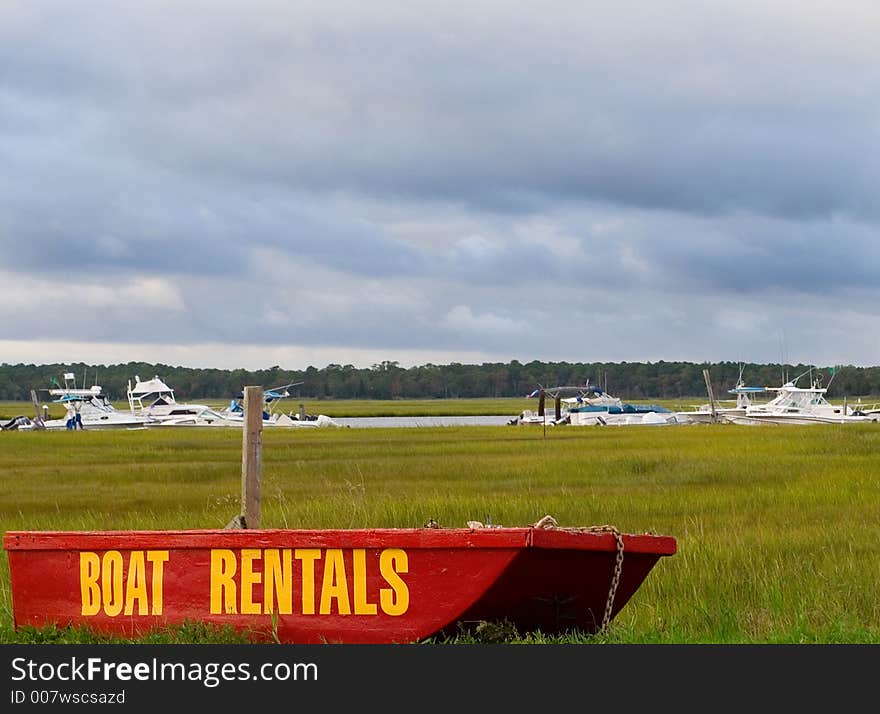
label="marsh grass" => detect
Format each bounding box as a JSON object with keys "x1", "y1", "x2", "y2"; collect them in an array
[{"x1": 1, "y1": 422, "x2": 879, "y2": 644}]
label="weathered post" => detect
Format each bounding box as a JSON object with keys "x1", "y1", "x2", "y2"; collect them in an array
[{"x1": 241, "y1": 385, "x2": 263, "y2": 529}]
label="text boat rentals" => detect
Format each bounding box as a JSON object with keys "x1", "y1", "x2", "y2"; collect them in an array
[{"x1": 3, "y1": 520, "x2": 675, "y2": 644}]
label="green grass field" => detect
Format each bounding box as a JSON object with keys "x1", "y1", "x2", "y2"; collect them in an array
[{"x1": 2, "y1": 416, "x2": 879, "y2": 644}]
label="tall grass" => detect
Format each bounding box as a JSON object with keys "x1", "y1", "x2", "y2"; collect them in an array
[{"x1": 1, "y1": 422, "x2": 879, "y2": 643}]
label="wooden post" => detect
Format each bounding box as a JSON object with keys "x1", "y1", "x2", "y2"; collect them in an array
[{"x1": 241, "y1": 385, "x2": 263, "y2": 529}]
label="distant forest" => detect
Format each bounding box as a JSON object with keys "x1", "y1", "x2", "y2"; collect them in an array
[{"x1": 2, "y1": 360, "x2": 880, "y2": 402}]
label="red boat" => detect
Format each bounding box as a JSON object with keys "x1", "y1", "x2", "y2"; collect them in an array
[{"x1": 4, "y1": 525, "x2": 675, "y2": 643}]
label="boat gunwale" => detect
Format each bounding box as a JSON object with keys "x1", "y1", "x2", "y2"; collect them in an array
[{"x1": 3, "y1": 528, "x2": 676, "y2": 556}]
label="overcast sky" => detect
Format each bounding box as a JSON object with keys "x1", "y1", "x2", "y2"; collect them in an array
[{"x1": 2, "y1": 1, "x2": 879, "y2": 370}]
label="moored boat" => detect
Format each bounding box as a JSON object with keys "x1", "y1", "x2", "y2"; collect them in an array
[
  {"x1": 127, "y1": 376, "x2": 341, "y2": 428},
  {"x1": 675, "y1": 382, "x2": 770, "y2": 424},
  {"x1": 127, "y1": 375, "x2": 214, "y2": 425},
  {"x1": 222, "y1": 384, "x2": 341, "y2": 428},
  {"x1": 564, "y1": 385, "x2": 680, "y2": 426},
  {"x1": 15, "y1": 373, "x2": 155, "y2": 431},
  {"x1": 721, "y1": 373, "x2": 877, "y2": 426},
  {"x1": 568, "y1": 401, "x2": 681, "y2": 426},
  {"x1": 510, "y1": 384, "x2": 681, "y2": 427}
]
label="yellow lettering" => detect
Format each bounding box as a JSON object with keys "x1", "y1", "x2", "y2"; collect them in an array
[
  {"x1": 80, "y1": 552, "x2": 100, "y2": 616},
  {"x1": 264, "y1": 549, "x2": 292, "y2": 615},
  {"x1": 319, "y1": 549, "x2": 351, "y2": 615},
  {"x1": 353, "y1": 549, "x2": 377, "y2": 615},
  {"x1": 295, "y1": 549, "x2": 321, "y2": 615},
  {"x1": 379, "y1": 549, "x2": 409, "y2": 616},
  {"x1": 124, "y1": 551, "x2": 148, "y2": 616},
  {"x1": 210, "y1": 549, "x2": 238, "y2": 614},
  {"x1": 240, "y1": 549, "x2": 262, "y2": 615},
  {"x1": 102, "y1": 551, "x2": 124, "y2": 617},
  {"x1": 146, "y1": 550, "x2": 168, "y2": 615}
]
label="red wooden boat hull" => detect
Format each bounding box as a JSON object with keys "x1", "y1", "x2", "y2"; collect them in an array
[{"x1": 4, "y1": 528, "x2": 676, "y2": 643}]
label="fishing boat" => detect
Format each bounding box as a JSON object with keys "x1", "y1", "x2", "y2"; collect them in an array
[
  {"x1": 126, "y1": 375, "x2": 215, "y2": 425},
  {"x1": 721, "y1": 371, "x2": 877, "y2": 425},
  {"x1": 15, "y1": 373, "x2": 155, "y2": 431},
  {"x1": 3, "y1": 519, "x2": 676, "y2": 644},
  {"x1": 126, "y1": 376, "x2": 341, "y2": 428}
]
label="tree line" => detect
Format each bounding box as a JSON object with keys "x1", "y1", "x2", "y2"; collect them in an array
[{"x1": 1, "y1": 360, "x2": 879, "y2": 402}]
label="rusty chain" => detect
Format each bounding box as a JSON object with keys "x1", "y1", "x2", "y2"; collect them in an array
[
  {"x1": 434, "y1": 514, "x2": 626, "y2": 633},
  {"x1": 533, "y1": 516, "x2": 625, "y2": 633}
]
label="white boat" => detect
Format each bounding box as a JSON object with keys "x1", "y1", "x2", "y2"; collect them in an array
[
  {"x1": 127, "y1": 375, "x2": 215, "y2": 425},
  {"x1": 16, "y1": 373, "x2": 155, "y2": 430},
  {"x1": 563, "y1": 385, "x2": 680, "y2": 426},
  {"x1": 510, "y1": 384, "x2": 680, "y2": 426},
  {"x1": 508, "y1": 409, "x2": 567, "y2": 426},
  {"x1": 143, "y1": 406, "x2": 241, "y2": 428},
  {"x1": 849, "y1": 398, "x2": 880, "y2": 420},
  {"x1": 675, "y1": 382, "x2": 770, "y2": 424},
  {"x1": 221, "y1": 384, "x2": 341, "y2": 428},
  {"x1": 128, "y1": 376, "x2": 341, "y2": 428},
  {"x1": 720, "y1": 373, "x2": 878, "y2": 426},
  {"x1": 508, "y1": 385, "x2": 586, "y2": 426}
]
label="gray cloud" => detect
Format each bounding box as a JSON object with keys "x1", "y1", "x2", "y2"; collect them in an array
[{"x1": 1, "y1": 1, "x2": 879, "y2": 368}]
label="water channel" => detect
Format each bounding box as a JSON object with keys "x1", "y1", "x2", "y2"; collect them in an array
[{"x1": 331, "y1": 415, "x2": 513, "y2": 428}]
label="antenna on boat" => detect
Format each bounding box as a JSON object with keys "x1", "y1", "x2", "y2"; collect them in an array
[
  {"x1": 792, "y1": 368, "x2": 812, "y2": 386},
  {"x1": 826, "y1": 365, "x2": 838, "y2": 390},
  {"x1": 778, "y1": 329, "x2": 789, "y2": 383}
]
